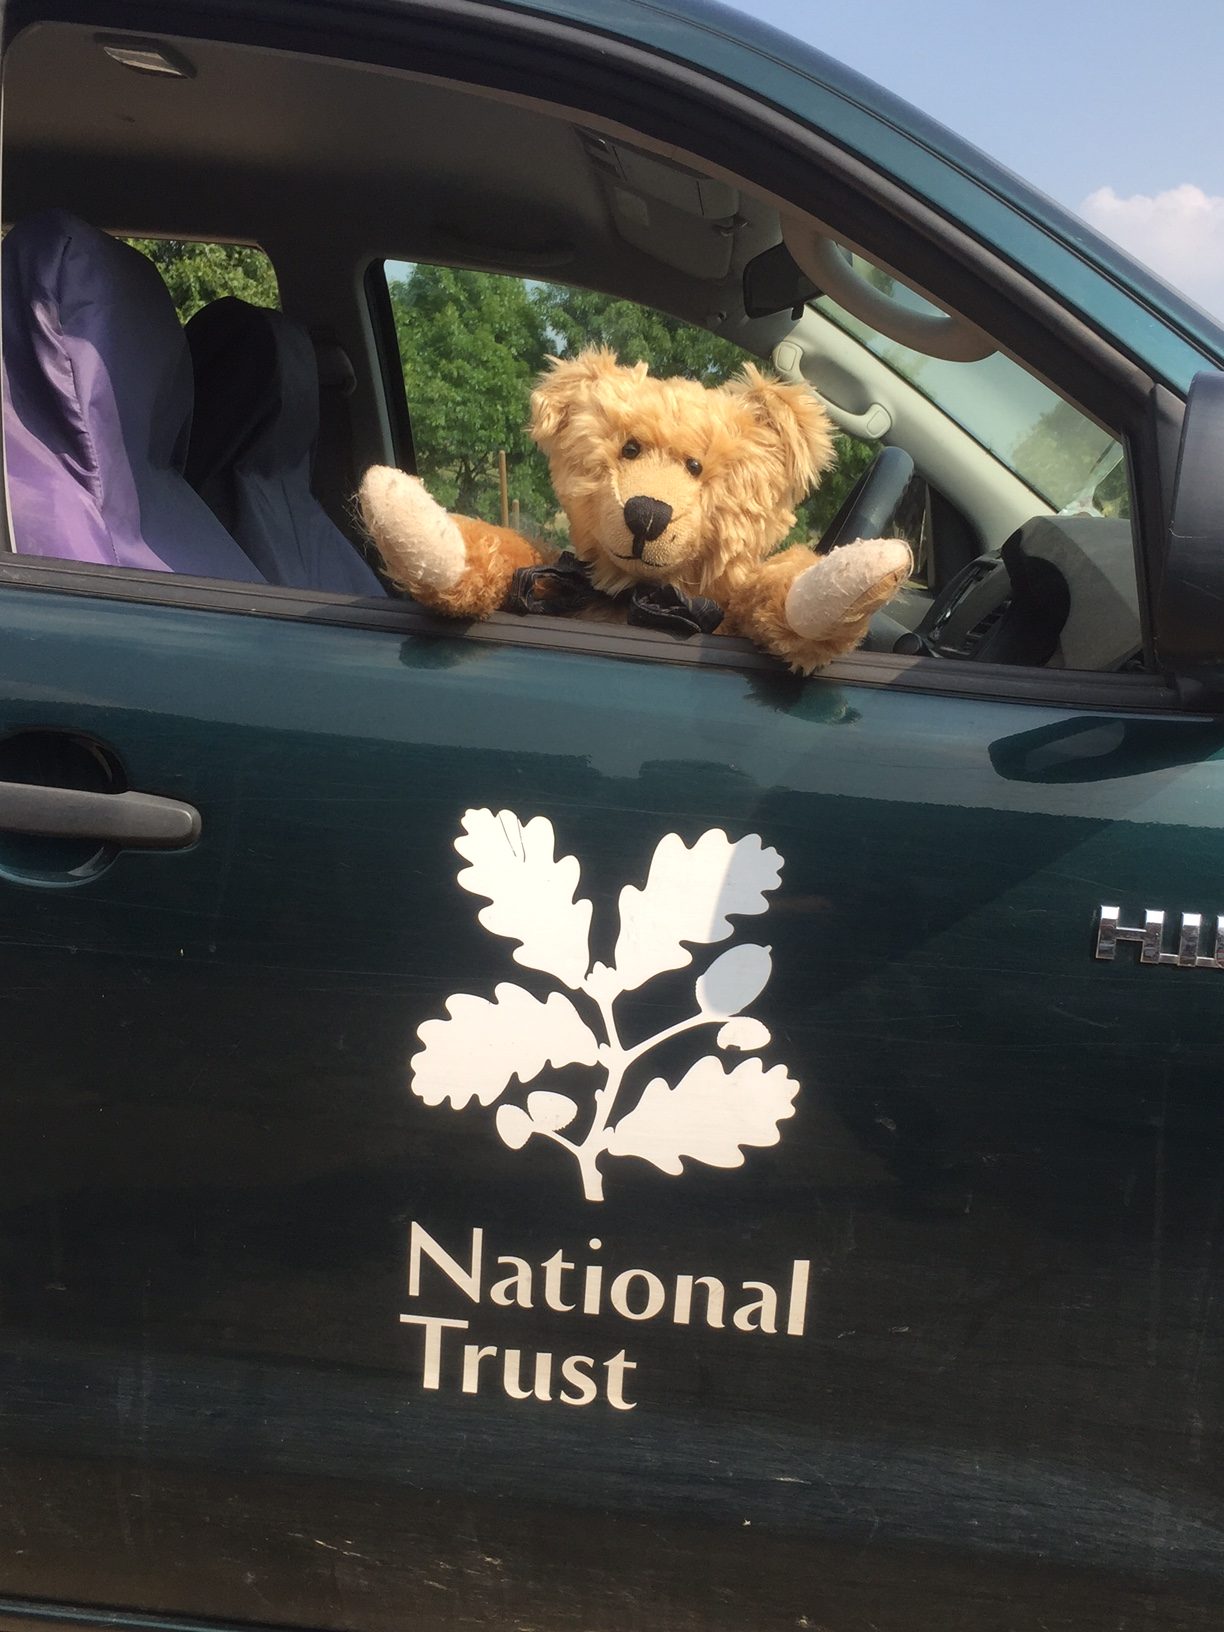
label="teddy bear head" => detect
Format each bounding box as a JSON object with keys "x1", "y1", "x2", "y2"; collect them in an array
[{"x1": 530, "y1": 347, "x2": 836, "y2": 598}]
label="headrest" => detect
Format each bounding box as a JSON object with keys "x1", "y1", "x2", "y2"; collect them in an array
[
  {"x1": 186, "y1": 296, "x2": 320, "y2": 490},
  {"x1": 184, "y1": 296, "x2": 385, "y2": 596},
  {"x1": 5, "y1": 207, "x2": 196, "y2": 477}
]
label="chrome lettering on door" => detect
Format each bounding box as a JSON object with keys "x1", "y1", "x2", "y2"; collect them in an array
[{"x1": 1096, "y1": 905, "x2": 1224, "y2": 967}]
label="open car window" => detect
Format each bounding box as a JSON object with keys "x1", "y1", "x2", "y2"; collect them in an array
[{"x1": 381, "y1": 260, "x2": 891, "y2": 547}]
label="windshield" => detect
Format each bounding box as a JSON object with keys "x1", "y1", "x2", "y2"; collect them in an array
[{"x1": 813, "y1": 255, "x2": 1127, "y2": 515}]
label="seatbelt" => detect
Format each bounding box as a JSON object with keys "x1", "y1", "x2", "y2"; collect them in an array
[{"x1": 311, "y1": 330, "x2": 363, "y2": 541}]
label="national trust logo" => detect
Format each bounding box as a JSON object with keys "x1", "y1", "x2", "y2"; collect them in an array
[{"x1": 409, "y1": 809, "x2": 800, "y2": 1202}]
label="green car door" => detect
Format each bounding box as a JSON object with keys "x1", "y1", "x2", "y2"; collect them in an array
[{"x1": 0, "y1": 574, "x2": 1221, "y2": 1631}]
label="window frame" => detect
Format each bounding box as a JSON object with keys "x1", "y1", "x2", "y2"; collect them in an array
[
  {"x1": 0, "y1": 553, "x2": 1186, "y2": 717},
  {"x1": 0, "y1": 0, "x2": 1189, "y2": 713}
]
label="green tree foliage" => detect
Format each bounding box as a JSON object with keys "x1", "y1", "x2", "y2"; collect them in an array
[
  {"x1": 126, "y1": 238, "x2": 279, "y2": 322},
  {"x1": 389, "y1": 265, "x2": 883, "y2": 546},
  {"x1": 796, "y1": 433, "x2": 876, "y2": 541},
  {"x1": 389, "y1": 265, "x2": 555, "y2": 523},
  {"x1": 1011, "y1": 399, "x2": 1129, "y2": 515},
  {"x1": 540, "y1": 285, "x2": 749, "y2": 387}
]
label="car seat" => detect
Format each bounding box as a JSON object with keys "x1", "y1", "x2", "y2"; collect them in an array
[
  {"x1": 185, "y1": 297, "x2": 386, "y2": 596},
  {"x1": 2, "y1": 208, "x2": 266, "y2": 582}
]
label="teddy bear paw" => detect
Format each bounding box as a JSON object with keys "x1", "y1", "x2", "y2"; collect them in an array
[
  {"x1": 357, "y1": 466, "x2": 468, "y2": 594},
  {"x1": 784, "y1": 538, "x2": 913, "y2": 644}
]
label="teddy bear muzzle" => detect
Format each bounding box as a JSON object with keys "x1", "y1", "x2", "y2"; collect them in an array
[{"x1": 623, "y1": 495, "x2": 673, "y2": 555}]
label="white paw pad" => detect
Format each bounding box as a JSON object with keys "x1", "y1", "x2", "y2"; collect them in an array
[
  {"x1": 784, "y1": 539, "x2": 912, "y2": 641},
  {"x1": 358, "y1": 466, "x2": 468, "y2": 593}
]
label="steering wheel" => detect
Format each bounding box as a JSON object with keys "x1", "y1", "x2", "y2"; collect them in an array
[{"x1": 818, "y1": 445, "x2": 915, "y2": 553}]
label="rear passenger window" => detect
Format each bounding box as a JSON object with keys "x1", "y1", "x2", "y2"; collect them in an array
[{"x1": 125, "y1": 238, "x2": 280, "y2": 321}]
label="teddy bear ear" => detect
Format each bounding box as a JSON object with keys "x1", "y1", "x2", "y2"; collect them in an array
[
  {"x1": 531, "y1": 348, "x2": 634, "y2": 450},
  {"x1": 729, "y1": 365, "x2": 837, "y2": 496}
]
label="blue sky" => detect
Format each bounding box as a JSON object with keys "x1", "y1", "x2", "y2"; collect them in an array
[{"x1": 727, "y1": 0, "x2": 1224, "y2": 316}]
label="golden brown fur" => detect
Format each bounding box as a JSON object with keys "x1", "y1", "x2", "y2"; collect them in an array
[{"x1": 360, "y1": 348, "x2": 910, "y2": 673}]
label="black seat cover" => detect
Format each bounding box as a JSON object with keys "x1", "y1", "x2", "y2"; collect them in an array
[{"x1": 185, "y1": 297, "x2": 385, "y2": 595}]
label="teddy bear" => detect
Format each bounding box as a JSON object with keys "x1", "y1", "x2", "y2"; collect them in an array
[{"x1": 357, "y1": 348, "x2": 912, "y2": 674}]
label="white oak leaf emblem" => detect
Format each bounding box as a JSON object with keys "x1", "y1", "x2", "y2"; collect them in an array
[
  {"x1": 410, "y1": 810, "x2": 798, "y2": 1201},
  {"x1": 454, "y1": 809, "x2": 592, "y2": 989},
  {"x1": 716, "y1": 1016, "x2": 772, "y2": 1052},
  {"x1": 695, "y1": 944, "x2": 772, "y2": 1018},
  {"x1": 612, "y1": 829, "x2": 782, "y2": 992},
  {"x1": 605, "y1": 1056, "x2": 799, "y2": 1175},
  {"x1": 411, "y1": 983, "x2": 599, "y2": 1109}
]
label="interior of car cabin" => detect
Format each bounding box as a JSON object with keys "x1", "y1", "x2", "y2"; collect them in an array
[{"x1": 0, "y1": 16, "x2": 1146, "y2": 676}]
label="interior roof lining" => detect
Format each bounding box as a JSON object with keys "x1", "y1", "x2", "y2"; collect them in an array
[
  {"x1": 0, "y1": 5, "x2": 1159, "y2": 418},
  {"x1": 0, "y1": 19, "x2": 792, "y2": 347}
]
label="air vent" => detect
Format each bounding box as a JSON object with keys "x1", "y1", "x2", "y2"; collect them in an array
[
  {"x1": 921, "y1": 555, "x2": 1011, "y2": 659},
  {"x1": 952, "y1": 599, "x2": 1010, "y2": 658}
]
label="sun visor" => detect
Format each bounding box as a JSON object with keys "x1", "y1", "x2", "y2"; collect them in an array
[{"x1": 582, "y1": 131, "x2": 741, "y2": 279}]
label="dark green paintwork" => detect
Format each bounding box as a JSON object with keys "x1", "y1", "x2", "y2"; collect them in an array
[
  {"x1": 3, "y1": 3, "x2": 1224, "y2": 1626},
  {"x1": 1, "y1": 587, "x2": 1222, "y2": 1628}
]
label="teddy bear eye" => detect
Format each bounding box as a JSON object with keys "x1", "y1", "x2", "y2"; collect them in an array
[
  {"x1": 685, "y1": 457, "x2": 703, "y2": 477},
  {"x1": 621, "y1": 439, "x2": 641, "y2": 460}
]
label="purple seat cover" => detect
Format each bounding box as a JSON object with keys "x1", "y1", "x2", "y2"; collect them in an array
[{"x1": 3, "y1": 209, "x2": 265, "y2": 582}]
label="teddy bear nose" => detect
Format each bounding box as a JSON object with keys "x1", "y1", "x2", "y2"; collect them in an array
[{"x1": 623, "y1": 495, "x2": 673, "y2": 547}]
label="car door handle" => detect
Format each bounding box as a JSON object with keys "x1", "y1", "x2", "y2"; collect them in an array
[{"x1": 0, "y1": 780, "x2": 201, "y2": 850}]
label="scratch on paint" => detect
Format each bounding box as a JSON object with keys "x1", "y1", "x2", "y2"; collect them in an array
[
  {"x1": 1048, "y1": 1003, "x2": 1116, "y2": 1030},
  {"x1": 306, "y1": 1534, "x2": 373, "y2": 1560}
]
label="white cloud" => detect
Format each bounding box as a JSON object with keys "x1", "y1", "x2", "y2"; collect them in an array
[{"x1": 1079, "y1": 184, "x2": 1224, "y2": 319}]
